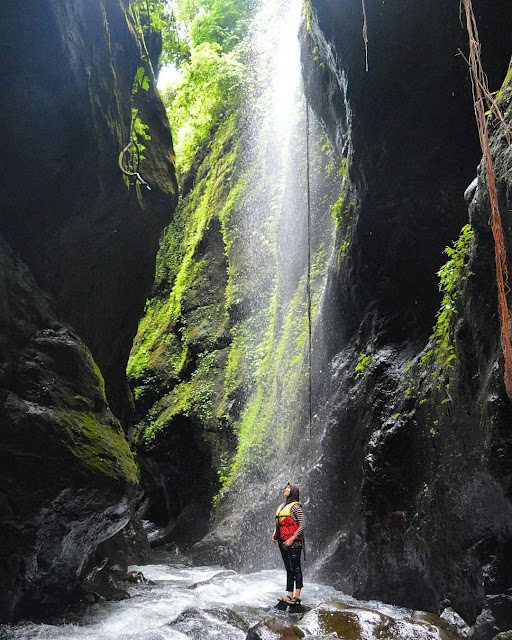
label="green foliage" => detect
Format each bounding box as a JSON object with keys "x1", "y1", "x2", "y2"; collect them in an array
[
  {"x1": 400, "y1": 223, "x2": 474, "y2": 406},
  {"x1": 134, "y1": 65, "x2": 151, "y2": 91},
  {"x1": 140, "y1": 351, "x2": 218, "y2": 445},
  {"x1": 119, "y1": 63, "x2": 152, "y2": 186},
  {"x1": 355, "y1": 352, "x2": 372, "y2": 379},
  {"x1": 420, "y1": 223, "x2": 474, "y2": 376},
  {"x1": 128, "y1": 110, "x2": 241, "y2": 390},
  {"x1": 164, "y1": 42, "x2": 246, "y2": 173},
  {"x1": 131, "y1": 0, "x2": 190, "y2": 67},
  {"x1": 330, "y1": 192, "x2": 347, "y2": 225},
  {"x1": 155, "y1": 0, "x2": 250, "y2": 174},
  {"x1": 218, "y1": 246, "x2": 329, "y2": 495},
  {"x1": 187, "y1": 0, "x2": 248, "y2": 52},
  {"x1": 128, "y1": 0, "x2": 338, "y2": 506}
]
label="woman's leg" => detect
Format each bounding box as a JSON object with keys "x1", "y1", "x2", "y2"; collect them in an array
[
  {"x1": 288, "y1": 546, "x2": 303, "y2": 599},
  {"x1": 279, "y1": 544, "x2": 295, "y2": 598}
]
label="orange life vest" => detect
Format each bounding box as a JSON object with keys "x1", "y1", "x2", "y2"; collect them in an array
[{"x1": 275, "y1": 501, "x2": 303, "y2": 541}]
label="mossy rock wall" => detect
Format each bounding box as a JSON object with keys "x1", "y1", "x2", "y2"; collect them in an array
[
  {"x1": 0, "y1": 238, "x2": 138, "y2": 621},
  {"x1": 1, "y1": 0, "x2": 178, "y2": 421},
  {"x1": 0, "y1": 0, "x2": 178, "y2": 621},
  {"x1": 128, "y1": 63, "x2": 342, "y2": 549}
]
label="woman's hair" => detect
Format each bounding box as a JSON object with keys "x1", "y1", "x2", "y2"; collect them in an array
[{"x1": 285, "y1": 483, "x2": 300, "y2": 504}]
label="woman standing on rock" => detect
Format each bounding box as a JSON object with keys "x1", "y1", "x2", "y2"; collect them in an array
[{"x1": 272, "y1": 482, "x2": 305, "y2": 605}]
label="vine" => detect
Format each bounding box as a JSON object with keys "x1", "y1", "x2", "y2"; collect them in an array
[
  {"x1": 118, "y1": 66, "x2": 152, "y2": 189},
  {"x1": 461, "y1": 0, "x2": 512, "y2": 399}
]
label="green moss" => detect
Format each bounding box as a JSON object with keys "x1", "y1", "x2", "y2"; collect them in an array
[
  {"x1": 400, "y1": 223, "x2": 474, "y2": 408},
  {"x1": 497, "y1": 60, "x2": 512, "y2": 102},
  {"x1": 57, "y1": 410, "x2": 139, "y2": 484},
  {"x1": 355, "y1": 352, "x2": 372, "y2": 379},
  {"x1": 90, "y1": 357, "x2": 107, "y2": 398},
  {"x1": 218, "y1": 245, "x2": 329, "y2": 494},
  {"x1": 128, "y1": 110, "x2": 241, "y2": 390},
  {"x1": 303, "y1": 0, "x2": 313, "y2": 33}
]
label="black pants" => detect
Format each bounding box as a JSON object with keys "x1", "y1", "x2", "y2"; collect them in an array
[{"x1": 279, "y1": 543, "x2": 303, "y2": 592}]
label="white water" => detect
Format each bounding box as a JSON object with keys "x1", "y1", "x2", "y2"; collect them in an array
[{"x1": 0, "y1": 554, "x2": 423, "y2": 640}]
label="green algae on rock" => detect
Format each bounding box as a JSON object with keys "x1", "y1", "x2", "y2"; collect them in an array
[{"x1": 292, "y1": 602, "x2": 461, "y2": 640}]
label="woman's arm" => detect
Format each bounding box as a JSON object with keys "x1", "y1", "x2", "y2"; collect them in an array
[{"x1": 292, "y1": 503, "x2": 305, "y2": 538}]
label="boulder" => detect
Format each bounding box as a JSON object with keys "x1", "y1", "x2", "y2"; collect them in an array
[
  {"x1": 292, "y1": 602, "x2": 462, "y2": 640},
  {"x1": 246, "y1": 618, "x2": 300, "y2": 640}
]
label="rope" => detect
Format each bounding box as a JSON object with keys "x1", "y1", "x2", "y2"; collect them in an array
[
  {"x1": 361, "y1": 0, "x2": 369, "y2": 72},
  {"x1": 305, "y1": 90, "x2": 313, "y2": 440}
]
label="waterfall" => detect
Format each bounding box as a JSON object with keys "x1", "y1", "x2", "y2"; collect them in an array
[{"x1": 196, "y1": 0, "x2": 342, "y2": 571}]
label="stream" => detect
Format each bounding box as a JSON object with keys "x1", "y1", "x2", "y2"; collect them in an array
[{"x1": 0, "y1": 552, "x2": 455, "y2": 640}]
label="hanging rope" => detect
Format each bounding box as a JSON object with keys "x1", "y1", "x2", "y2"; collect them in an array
[
  {"x1": 305, "y1": 90, "x2": 313, "y2": 439},
  {"x1": 361, "y1": 0, "x2": 369, "y2": 72},
  {"x1": 462, "y1": 0, "x2": 512, "y2": 400}
]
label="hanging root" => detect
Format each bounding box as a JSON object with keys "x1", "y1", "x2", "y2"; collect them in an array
[
  {"x1": 462, "y1": 0, "x2": 512, "y2": 399},
  {"x1": 361, "y1": 0, "x2": 369, "y2": 72},
  {"x1": 118, "y1": 131, "x2": 151, "y2": 190}
]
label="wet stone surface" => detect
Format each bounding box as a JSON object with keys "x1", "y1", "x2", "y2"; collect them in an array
[{"x1": 0, "y1": 555, "x2": 465, "y2": 640}]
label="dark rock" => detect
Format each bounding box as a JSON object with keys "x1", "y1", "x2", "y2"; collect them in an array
[
  {"x1": 204, "y1": 607, "x2": 250, "y2": 632},
  {"x1": 473, "y1": 608, "x2": 500, "y2": 640},
  {"x1": 1, "y1": 0, "x2": 178, "y2": 421},
  {"x1": 166, "y1": 605, "x2": 244, "y2": 638},
  {"x1": 0, "y1": 238, "x2": 139, "y2": 621},
  {"x1": 473, "y1": 594, "x2": 512, "y2": 640},
  {"x1": 439, "y1": 608, "x2": 472, "y2": 638},
  {"x1": 0, "y1": 0, "x2": 177, "y2": 621},
  {"x1": 81, "y1": 573, "x2": 130, "y2": 602}
]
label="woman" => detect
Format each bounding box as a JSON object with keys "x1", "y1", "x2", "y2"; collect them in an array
[{"x1": 272, "y1": 482, "x2": 305, "y2": 605}]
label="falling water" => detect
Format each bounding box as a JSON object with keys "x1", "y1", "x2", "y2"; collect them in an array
[{"x1": 195, "y1": 0, "x2": 342, "y2": 571}]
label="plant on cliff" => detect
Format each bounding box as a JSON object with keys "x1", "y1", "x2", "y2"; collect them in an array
[
  {"x1": 355, "y1": 352, "x2": 372, "y2": 379},
  {"x1": 421, "y1": 223, "x2": 474, "y2": 379},
  {"x1": 163, "y1": 43, "x2": 246, "y2": 173},
  {"x1": 118, "y1": 64, "x2": 152, "y2": 188}
]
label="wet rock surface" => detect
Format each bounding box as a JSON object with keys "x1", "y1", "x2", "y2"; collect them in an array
[
  {"x1": 245, "y1": 601, "x2": 465, "y2": 640},
  {"x1": 0, "y1": 0, "x2": 177, "y2": 623},
  {"x1": 0, "y1": 239, "x2": 138, "y2": 621},
  {"x1": 0, "y1": 557, "x2": 498, "y2": 640},
  {"x1": 247, "y1": 617, "x2": 301, "y2": 639},
  {"x1": 293, "y1": 602, "x2": 462, "y2": 640},
  {"x1": 294, "y1": 4, "x2": 512, "y2": 620}
]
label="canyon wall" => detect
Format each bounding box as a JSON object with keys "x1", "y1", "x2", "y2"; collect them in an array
[{"x1": 0, "y1": 0, "x2": 177, "y2": 620}]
